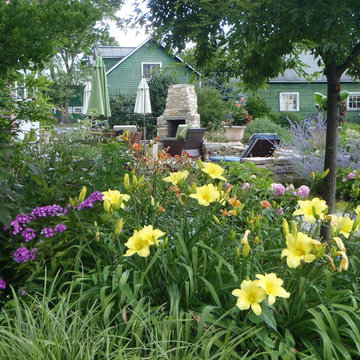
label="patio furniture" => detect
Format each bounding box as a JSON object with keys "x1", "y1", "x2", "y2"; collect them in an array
[
  {"x1": 209, "y1": 133, "x2": 280, "y2": 163},
  {"x1": 113, "y1": 125, "x2": 137, "y2": 134},
  {"x1": 162, "y1": 128, "x2": 206, "y2": 158}
]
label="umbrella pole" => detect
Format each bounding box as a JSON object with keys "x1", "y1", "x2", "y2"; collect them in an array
[{"x1": 143, "y1": 113, "x2": 146, "y2": 154}]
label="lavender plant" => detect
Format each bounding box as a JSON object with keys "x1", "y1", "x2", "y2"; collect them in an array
[{"x1": 283, "y1": 113, "x2": 360, "y2": 180}]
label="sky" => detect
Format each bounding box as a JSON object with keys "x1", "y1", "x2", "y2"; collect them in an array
[{"x1": 108, "y1": 0, "x2": 149, "y2": 47}]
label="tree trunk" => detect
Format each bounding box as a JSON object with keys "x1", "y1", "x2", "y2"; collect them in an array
[{"x1": 321, "y1": 64, "x2": 340, "y2": 241}]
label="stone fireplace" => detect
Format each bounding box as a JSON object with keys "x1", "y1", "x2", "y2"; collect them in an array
[{"x1": 157, "y1": 84, "x2": 200, "y2": 140}]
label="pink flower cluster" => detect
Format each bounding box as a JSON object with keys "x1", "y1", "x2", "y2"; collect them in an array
[
  {"x1": 271, "y1": 183, "x2": 310, "y2": 198},
  {"x1": 342, "y1": 170, "x2": 359, "y2": 183}
]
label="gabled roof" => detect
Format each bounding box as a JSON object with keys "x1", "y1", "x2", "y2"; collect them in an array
[
  {"x1": 270, "y1": 52, "x2": 354, "y2": 83},
  {"x1": 95, "y1": 37, "x2": 200, "y2": 76}
]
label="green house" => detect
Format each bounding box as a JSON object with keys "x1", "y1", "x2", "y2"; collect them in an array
[
  {"x1": 91, "y1": 38, "x2": 198, "y2": 97},
  {"x1": 260, "y1": 53, "x2": 360, "y2": 123}
]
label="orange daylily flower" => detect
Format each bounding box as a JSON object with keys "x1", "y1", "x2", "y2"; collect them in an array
[{"x1": 260, "y1": 200, "x2": 271, "y2": 208}]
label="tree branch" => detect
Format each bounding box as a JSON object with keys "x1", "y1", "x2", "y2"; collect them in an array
[{"x1": 337, "y1": 41, "x2": 360, "y2": 75}]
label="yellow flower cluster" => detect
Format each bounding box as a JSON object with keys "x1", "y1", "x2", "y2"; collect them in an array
[
  {"x1": 102, "y1": 189, "x2": 130, "y2": 213},
  {"x1": 232, "y1": 273, "x2": 290, "y2": 316},
  {"x1": 124, "y1": 225, "x2": 165, "y2": 257},
  {"x1": 293, "y1": 198, "x2": 327, "y2": 223}
]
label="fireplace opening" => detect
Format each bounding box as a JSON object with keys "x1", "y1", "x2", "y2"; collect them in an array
[{"x1": 166, "y1": 119, "x2": 185, "y2": 137}]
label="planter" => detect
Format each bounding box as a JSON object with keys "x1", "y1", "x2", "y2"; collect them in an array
[{"x1": 224, "y1": 126, "x2": 246, "y2": 143}]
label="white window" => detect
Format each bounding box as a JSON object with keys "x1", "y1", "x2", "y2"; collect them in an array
[
  {"x1": 14, "y1": 81, "x2": 28, "y2": 100},
  {"x1": 141, "y1": 62, "x2": 161, "y2": 80},
  {"x1": 279, "y1": 92, "x2": 299, "y2": 111},
  {"x1": 347, "y1": 92, "x2": 360, "y2": 111},
  {"x1": 68, "y1": 107, "x2": 73, "y2": 114},
  {"x1": 73, "y1": 107, "x2": 83, "y2": 114}
]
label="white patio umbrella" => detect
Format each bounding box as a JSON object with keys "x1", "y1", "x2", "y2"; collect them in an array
[
  {"x1": 82, "y1": 81, "x2": 91, "y2": 115},
  {"x1": 134, "y1": 76, "x2": 152, "y2": 147}
]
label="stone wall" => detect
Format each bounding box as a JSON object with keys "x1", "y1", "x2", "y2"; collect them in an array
[
  {"x1": 157, "y1": 84, "x2": 200, "y2": 139},
  {"x1": 203, "y1": 142, "x2": 298, "y2": 183}
]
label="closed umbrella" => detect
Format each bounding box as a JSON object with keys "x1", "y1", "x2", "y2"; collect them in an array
[
  {"x1": 86, "y1": 56, "x2": 111, "y2": 120},
  {"x1": 134, "y1": 76, "x2": 151, "y2": 146},
  {"x1": 82, "y1": 81, "x2": 91, "y2": 115}
]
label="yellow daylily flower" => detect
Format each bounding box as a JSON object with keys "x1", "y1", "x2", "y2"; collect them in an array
[
  {"x1": 124, "y1": 225, "x2": 165, "y2": 257},
  {"x1": 189, "y1": 183, "x2": 221, "y2": 206},
  {"x1": 255, "y1": 273, "x2": 290, "y2": 305},
  {"x1": 337, "y1": 251, "x2": 349, "y2": 272},
  {"x1": 336, "y1": 216, "x2": 354, "y2": 238},
  {"x1": 241, "y1": 229, "x2": 251, "y2": 257},
  {"x1": 163, "y1": 170, "x2": 189, "y2": 186},
  {"x1": 102, "y1": 190, "x2": 131, "y2": 213},
  {"x1": 114, "y1": 218, "x2": 124, "y2": 235},
  {"x1": 355, "y1": 205, "x2": 360, "y2": 217},
  {"x1": 232, "y1": 279, "x2": 266, "y2": 316},
  {"x1": 333, "y1": 236, "x2": 346, "y2": 252},
  {"x1": 293, "y1": 198, "x2": 328, "y2": 223},
  {"x1": 201, "y1": 162, "x2": 227, "y2": 181},
  {"x1": 281, "y1": 232, "x2": 321, "y2": 268}
]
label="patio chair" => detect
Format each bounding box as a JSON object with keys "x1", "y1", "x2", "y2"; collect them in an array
[
  {"x1": 162, "y1": 128, "x2": 206, "y2": 158},
  {"x1": 209, "y1": 133, "x2": 280, "y2": 163}
]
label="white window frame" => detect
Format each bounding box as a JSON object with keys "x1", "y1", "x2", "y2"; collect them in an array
[
  {"x1": 141, "y1": 62, "x2": 162, "y2": 80},
  {"x1": 14, "y1": 81, "x2": 28, "y2": 100},
  {"x1": 279, "y1": 92, "x2": 299, "y2": 112},
  {"x1": 347, "y1": 92, "x2": 360, "y2": 111},
  {"x1": 68, "y1": 107, "x2": 73, "y2": 114},
  {"x1": 73, "y1": 107, "x2": 83, "y2": 114}
]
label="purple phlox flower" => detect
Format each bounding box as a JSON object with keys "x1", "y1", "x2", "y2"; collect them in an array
[
  {"x1": 286, "y1": 184, "x2": 295, "y2": 192},
  {"x1": 78, "y1": 191, "x2": 103, "y2": 210},
  {"x1": 21, "y1": 289, "x2": 26, "y2": 296},
  {"x1": 31, "y1": 205, "x2": 65, "y2": 218},
  {"x1": 13, "y1": 246, "x2": 37, "y2": 263},
  {"x1": 55, "y1": 224, "x2": 67, "y2": 233},
  {"x1": 224, "y1": 182, "x2": 231, "y2": 190},
  {"x1": 40, "y1": 227, "x2": 55, "y2": 238},
  {"x1": 241, "y1": 182, "x2": 250, "y2": 191},
  {"x1": 0, "y1": 278, "x2": 6, "y2": 289},
  {"x1": 342, "y1": 178, "x2": 347, "y2": 183},
  {"x1": 11, "y1": 220, "x2": 23, "y2": 235},
  {"x1": 15, "y1": 214, "x2": 31, "y2": 225},
  {"x1": 347, "y1": 172, "x2": 356, "y2": 180},
  {"x1": 277, "y1": 207, "x2": 285, "y2": 215},
  {"x1": 297, "y1": 185, "x2": 310, "y2": 199},
  {"x1": 271, "y1": 183, "x2": 286, "y2": 195},
  {"x1": 2, "y1": 226, "x2": 8, "y2": 231},
  {"x1": 21, "y1": 227, "x2": 36, "y2": 242}
]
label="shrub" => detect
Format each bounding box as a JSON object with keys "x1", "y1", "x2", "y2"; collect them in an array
[
  {"x1": 272, "y1": 111, "x2": 303, "y2": 128},
  {"x1": 246, "y1": 95, "x2": 272, "y2": 120},
  {"x1": 196, "y1": 86, "x2": 227, "y2": 130},
  {"x1": 242, "y1": 117, "x2": 291, "y2": 143}
]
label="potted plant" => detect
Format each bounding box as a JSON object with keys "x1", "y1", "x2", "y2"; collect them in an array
[{"x1": 223, "y1": 97, "x2": 253, "y2": 142}]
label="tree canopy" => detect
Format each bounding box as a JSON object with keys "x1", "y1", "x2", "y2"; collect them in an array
[
  {"x1": 0, "y1": 0, "x2": 123, "y2": 76},
  {"x1": 138, "y1": 0, "x2": 360, "y2": 237}
]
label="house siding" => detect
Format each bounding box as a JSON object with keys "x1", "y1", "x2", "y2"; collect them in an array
[
  {"x1": 106, "y1": 40, "x2": 194, "y2": 97},
  {"x1": 261, "y1": 82, "x2": 360, "y2": 123}
]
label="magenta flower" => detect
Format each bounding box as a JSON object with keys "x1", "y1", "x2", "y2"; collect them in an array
[
  {"x1": 342, "y1": 178, "x2": 347, "y2": 183},
  {"x1": 271, "y1": 183, "x2": 286, "y2": 195},
  {"x1": 13, "y1": 247, "x2": 37, "y2": 263},
  {"x1": 21, "y1": 228, "x2": 36, "y2": 242},
  {"x1": 55, "y1": 224, "x2": 67, "y2": 233},
  {"x1": 297, "y1": 185, "x2": 310, "y2": 198},
  {"x1": 347, "y1": 172, "x2": 356, "y2": 180},
  {"x1": 40, "y1": 227, "x2": 55, "y2": 238},
  {"x1": 242, "y1": 183, "x2": 250, "y2": 191},
  {"x1": 0, "y1": 278, "x2": 6, "y2": 289}
]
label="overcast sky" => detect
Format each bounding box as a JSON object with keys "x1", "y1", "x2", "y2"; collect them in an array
[{"x1": 108, "y1": 0, "x2": 149, "y2": 47}]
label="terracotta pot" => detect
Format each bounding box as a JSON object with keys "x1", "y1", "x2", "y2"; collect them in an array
[{"x1": 224, "y1": 126, "x2": 246, "y2": 142}]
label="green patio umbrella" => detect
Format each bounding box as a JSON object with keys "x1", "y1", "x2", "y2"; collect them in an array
[{"x1": 86, "y1": 56, "x2": 111, "y2": 119}]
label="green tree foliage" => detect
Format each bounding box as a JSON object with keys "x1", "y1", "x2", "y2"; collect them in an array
[
  {"x1": 139, "y1": 0, "x2": 360, "y2": 237},
  {"x1": 109, "y1": 73, "x2": 176, "y2": 138},
  {"x1": 246, "y1": 95, "x2": 272, "y2": 120},
  {"x1": 0, "y1": 0, "x2": 122, "y2": 77},
  {"x1": 196, "y1": 86, "x2": 227, "y2": 130}
]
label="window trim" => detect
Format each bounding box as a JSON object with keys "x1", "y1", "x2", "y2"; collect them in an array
[
  {"x1": 347, "y1": 92, "x2": 360, "y2": 111},
  {"x1": 141, "y1": 62, "x2": 162, "y2": 80},
  {"x1": 73, "y1": 107, "x2": 83, "y2": 114},
  {"x1": 279, "y1": 92, "x2": 299, "y2": 112}
]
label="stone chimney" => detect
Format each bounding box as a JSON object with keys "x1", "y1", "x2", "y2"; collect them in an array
[{"x1": 157, "y1": 84, "x2": 200, "y2": 139}]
